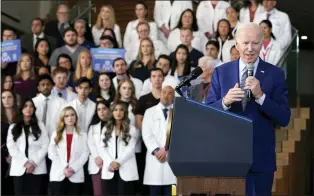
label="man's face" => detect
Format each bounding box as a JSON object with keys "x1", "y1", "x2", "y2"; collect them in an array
[
  {"x1": 160, "y1": 86, "x2": 174, "y2": 107},
  {"x1": 64, "y1": 31, "x2": 77, "y2": 46},
  {"x1": 74, "y1": 21, "x2": 85, "y2": 37},
  {"x1": 76, "y1": 82, "x2": 92, "y2": 99},
  {"x1": 31, "y1": 20, "x2": 44, "y2": 35},
  {"x1": 2, "y1": 30, "x2": 16, "y2": 41},
  {"x1": 156, "y1": 58, "x2": 171, "y2": 75},
  {"x1": 150, "y1": 70, "x2": 164, "y2": 89},
  {"x1": 53, "y1": 73, "x2": 68, "y2": 89},
  {"x1": 263, "y1": 0, "x2": 277, "y2": 12},
  {"x1": 57, "y1": 5, "x2": 69, "y2": 24},
  {"x1": 205, "y1": 44, "x2": 219, "y2": 59},
  {"x1": 99, "y1": 39, "x2": 113, "y2": 48},
  {"x1": 180, "y1": 29, "x2": 193, "y2": 46},
  {"x1": 235, "y1": 27, "x2": 263, "y2": 64},
  {"x1": 137, "y1": 24, "x2": 150, "y2": 40},
  {"x1": 113, "y1": 59, "x2": 128, "y2": 75},
  {"x1": 38, "y1": 79, "x2": 53, "y2": 96}
]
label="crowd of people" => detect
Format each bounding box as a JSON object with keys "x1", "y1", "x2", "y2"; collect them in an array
[{"x1": 1, "y1": 0, "x2": 292, "y2": 195}]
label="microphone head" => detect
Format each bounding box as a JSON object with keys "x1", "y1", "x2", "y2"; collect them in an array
[
  {"x1": 247, "y1": 63, "x2": 254, "y2": 71},
  {"x1": 191, "y1": 66, "x2": 203, "y2": 79}
]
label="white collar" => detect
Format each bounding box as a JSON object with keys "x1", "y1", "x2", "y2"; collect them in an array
[
  {"x1": 38, "y1": 93, "x2": 53, "y2": 100},
  {"x1": 76, "y1": 98, "x2": 88, "y2": 107},
  {"x1": 159, "y1": 102, "x2": 172, "y2": 110},
  {"x1": 33, "y1": 32, "x2": 44, "y2": 38},
  {"x1": 239, "y1": 58, "x2": 259, "y2": 75}
]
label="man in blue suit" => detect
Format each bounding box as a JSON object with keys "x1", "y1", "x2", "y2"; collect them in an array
[{"x1": 205, "y1": 22, "x2": 291, "y2": 195}]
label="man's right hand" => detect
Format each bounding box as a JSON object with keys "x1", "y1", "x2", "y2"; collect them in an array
[{"x1": 223, "y1": 83, "x2": 245, "y2": 107}]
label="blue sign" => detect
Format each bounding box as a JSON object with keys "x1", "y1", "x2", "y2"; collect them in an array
[
  {"x1": 1, "y1": 39, "x2": 22, "y2": 63},
  {"x1": 90, "y1": 48, "x2": 125, "y2": 72}
]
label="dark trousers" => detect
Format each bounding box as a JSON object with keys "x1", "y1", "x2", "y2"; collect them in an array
[
  {"x1": 136, "y1": 141, "x2": 150, "y2": 195},
  {"x1": 50, "y1": 178, "x2": 83, "y2": 196},
  {"x1": 13, "y1": 173, "x2": 44, "y2": 195},
  {"x1": 42, "y1": 156, "x2": 51, "y2": 194},
  {"x1": 246, "y1": 171, "x2": 274, "y2": 196},
  {"x1": 82, "y1": 160, "x2": 93, "y2": 195},
  {"x1": 103, "y1": 171, "x2": 136, "y2": 196},
  {"x1": 149, "y1": 185, "x2": 172, "y2": 196}
]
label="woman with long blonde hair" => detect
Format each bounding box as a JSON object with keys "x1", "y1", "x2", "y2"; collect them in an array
[
  {"x1": 92, "y1": 5, "x2": 122, "y2": 47},
  {"x1": 100, "y1": 101, "x2": 138, "y2": 195},
  {"x1": 13, "y1": 53, "x2": 37, "y2": 99},
  {"x1": 48, "y1": 106, "x2": 89, "y2": 195},
  {"x1": 68, "y1": 50, "x2": 98, "y2": 90},
  {"x1": 129, "y1": 38, "x2": 156, "y2": 82}
]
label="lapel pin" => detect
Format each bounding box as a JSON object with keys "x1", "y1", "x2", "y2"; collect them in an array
[{"x1": 261, "y1": 70, "x2": 265, "y2": 73}]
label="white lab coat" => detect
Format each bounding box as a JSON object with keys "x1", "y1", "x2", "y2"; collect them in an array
[
  {"x1": 48, "y1": 130, "x2": 89, "y2": 183},
  {"x1": 254, "y1": 8, "x2": 292, "y2": 50},
  {"x1": 154, "y1": 1, "x2": 193, "y2": 44},
  {"x1": 217, "y1": 37, "x2": 235, "y2": 63},
  {"x1": 125, "y1": 38, "x2": 169, "y2": 65},
  {"x1": 140, "y1": 75, "x2": 180, "y2": 97},
  {"x1": 239, "y1": 4, "x2": 265, "y2": 23},
  {"x1": 33, "y1": 93, "x2": 66, "y2": 138},
  {"x1": 100, "y1": 125, "x2": 139, "y2": 181},
  {"x1": 167, "y1": 28, "x2": 207, "y2": 53},
  {"x1": 123, "y1": 19, "x2": 158, "y2": 49},
  {"x1": 92, "y1": 24, "x2": 122, "y2": 47},
  {"x1": 196, "y1": 1, "x2": 230, "y2": 35},
  {"x1": 62, "y1": 98, "x2": 96, "y2": 133},
  {"x1": 87, "y1": 122, "x2": 103, "y2": 175},
  {"x1": 142, "y1": 103, "x2": 176, "y2": 185},
  {"x1": 231, "y1": 21, "x2": 241, "y2": 38},
  {"x1": 65, "y1": 89, "x2": 77, "y2": 102},
  {"x1": 7, "y1": 122, "x2": 49, "y2": 176},
  {"x1": 259, "y1": 38, "x2": 283, "y2": 66},
  {"x1": 113, "y1": 76, "x2": 143, "y2": 99}
]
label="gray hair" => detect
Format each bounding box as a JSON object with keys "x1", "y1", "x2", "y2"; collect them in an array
[
  {"x1": 235, "y1": 22, "x2": 264, "y2": 42},
  {"x1": 198, "y1": 56, "x2": 216, "y2": 69}
]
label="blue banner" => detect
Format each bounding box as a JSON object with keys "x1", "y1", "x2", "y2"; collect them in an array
[
  {"x1": 1, "y1": 39, "x2": 22, "y2": 63},
  {"x1": 90, "y1": 48, "x2": 125, "y2": 72}
]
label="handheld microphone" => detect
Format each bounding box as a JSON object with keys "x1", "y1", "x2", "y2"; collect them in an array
[
  {"x1": 175, "y1": 66, "x2": 203, "y2": 90},
  {"x1": 246, "y1": 63, "x2": 255, "y2": 98}
]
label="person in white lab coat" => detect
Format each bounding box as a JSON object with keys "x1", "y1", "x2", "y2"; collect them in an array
[
  {"x1": 239, "y1": 0, "x2": 264, "y2": 23},
  {"x1": 170, "y1": 44, "x2": 193, "y2": 80},
  {"x1": 168, "y1": 9, "x2": 207, "y2": 53},
  {"x1": 88, "y1": 100, "x2": 111, "y2": 196},
  {"x1": 196, "y1": 0, "x2": 230, "y2": 39},
  {"x1": 124, "y1": 1, "x2": 158, "y2": 49},
  {"x1": 49, "y1": 106, "x2": 89, "y2": 195},
  {"x1": 33, "y1": 74, "x2": 66, "y2": 138},
  {"x1": 112, "y1": 58, "x2": 143, "y2": 99},
  {"x1": 154, "y1": 0, "x2": 193, "y2": 45},
  {"x1": 142, "y1": 85, "x2": 176, "y2": 196},
  {"x1": 7, "y1": 98, "x2": 49, "y2": 195},
  {"x1": 92, "y1": 5, "x2": 122, "y2": 47},
  {"x1": 259, "y1": 20, "x2": 283, "y2": 66},
  {"x1": 226, "y1": 6, "x2": 241, "y2": 37},
  {"x1": 215, "y1": 19, "x2": 236, "y2": 63},
  {"x1": 52, "y1": 67, "x2": 77, "y2": 102},
  {"x1": 62, "y1": 78, "x2": 96, "y2": 133},
  {"x1": 205, "y1": 40, "x2": 224, "y2": 66},
  {"x1": 140, "y1": 55, "x2": 179, "y2": 96},
  {"x1": 100, "y1": 102, "x2": 139, "y2": 195},
  {"x1": 125, "y1": 21, "x2": 169, "y2": 65},
  {"x1": 254, "y1": 0, "x2": 291, "y2": 50}
]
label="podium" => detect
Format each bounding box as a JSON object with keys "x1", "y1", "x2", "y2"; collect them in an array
[{"x1": 166, "y1": 97, "x2": 253, "y2": 196}]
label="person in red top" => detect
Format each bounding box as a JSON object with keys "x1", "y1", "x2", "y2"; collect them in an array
[{"x1": 48, "y1": 106, "x2": 89, "y2": 195}]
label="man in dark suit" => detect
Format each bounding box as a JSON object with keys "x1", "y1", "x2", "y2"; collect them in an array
[
  {"x1": 205, "y1": 22, "x2": 290, "y2": 195},
  {"x1": 44, "y1": 4, "x2": 71, "y2": 47},
  {"x1": 20, "y1": 17, "x2": 56, "y2": 53}
]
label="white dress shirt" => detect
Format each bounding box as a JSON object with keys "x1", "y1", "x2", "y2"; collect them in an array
[
  {"x1": 76, "y1": 99, "x2": 88, "y2": 131},
  {"x1": 222, "y1": 58, "x2": 266, "y2": 110}
]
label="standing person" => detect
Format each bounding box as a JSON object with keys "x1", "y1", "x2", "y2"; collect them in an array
[
  {"x1": 88, "y1": 100, "x2": 111, "y2": 196},
  {"x1": 100, "y1": 102, "x2": 139, "y2": 195},
  {"x1": 2, "y1": 75, "x2": 23, "y2": 107},
  {"x1": 33, "y1": 38, "x2": 52, "y2": 75},
  {"x1": 239, "y1": 0, "x2": 264, "y2": 23},
  {"x1": 142, "y1": 85, "x2": 176, "y2": 196},
  {"x1": 52, "y1": 67, "x2": 77, "y2": 102},
  {"x1": 7, "y1": 98, "x2": 49, "y2": 195},
  {"x1": 74, "y1": 19, "x2": 95, "y2": 49},
  {"x1": 205, "y1": 22, "x2": 290, "y2": 195},
  {"x1": 1, "y1": 28, "x2": 18, "y2": 76},
  {"x1": 92, "y1": 73, "x2": 116, "y2": 104},
  {"x1": 48, "y1": 106, "x2": 89, "y2": 195}
]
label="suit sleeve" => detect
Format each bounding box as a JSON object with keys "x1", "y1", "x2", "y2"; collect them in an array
[
  {"x1": 142, "y1": 110, "x2": 160, "y2": 153},
  {"x1": 205, "y1": 68, "x2": 225, "y2": 110},
  {"x1": 6, "y1": 124, "x2": 28, "y2": 165},
  {"x1": 259, "y1": 69, "x2": 290, "y2": 127}
]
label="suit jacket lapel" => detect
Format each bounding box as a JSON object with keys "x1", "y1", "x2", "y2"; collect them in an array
[{"x1": 254, "y1": 59, "x2": 268, "y2": 89}]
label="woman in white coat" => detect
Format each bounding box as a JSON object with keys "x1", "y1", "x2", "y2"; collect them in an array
[
  {"x1": 48, "y1": 106, "x2": 89, "y2": 195},
  {"x1": 7, "y1": 98, "x2": 49, "y2": 195},
  {"x1": 92, "y1": 5, "x2": 122, "y2": 47},
  {"x1": 124, "y1": 1, "x2": 158, "y2": 49},
  {"x1": 239, "y1": 0, "x2": 264, "y2": 23},
  {"x1": 154, "y1": 0, "x2": 193, "y2": 45},
  {"x1": 88, "y1": 100, "x2": 111, "y2": 196},
  {"x1": 100, "y1": 102, "x2": 139, "y2": 195},
  {"x1": 196, "y1": 0, "x2": 230, "y2": 39},
  {"x1": 168, "y1": 9, "x2": 207, "y2": 53},
  {"x1": 226, "y1": 7, "x2": 241, "y2": 38},
  {"x1": 214, "y1": 19, "x2": 235, "y2": 63},
  {"x1": 142, "y1": 85, "x2": 176, "y2": 195},
  {"x1": 259, "y1": 20, "x2": 283, "y2": 66}
]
